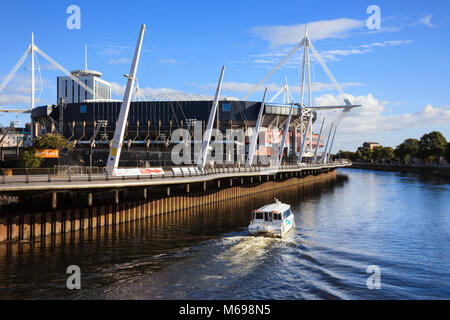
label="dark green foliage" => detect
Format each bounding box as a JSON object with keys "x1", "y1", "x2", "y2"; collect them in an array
[
  {"x1": 33, "y1": 134, "x2": 72, "y2": 150},
  {"x1": 445, "y1": 142, "x2": 450, "y2": 163},
  {"x1": 395, "y1": 138, "x2": 419, "y2": 164},
  {"x1": 19, "y1": 148, "x2": 42, "y2": 168},
  {"x1": 418, "y1": 131, "x2": 447, "y2": 163},
  {"x1": 372, "y1": 146, "x2": 394, "y2": 162},
  {"x1": 18, "y1": 134, "x2": 71, "y2": 168}
]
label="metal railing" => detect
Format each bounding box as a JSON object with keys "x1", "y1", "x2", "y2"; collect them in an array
[{"x1": 0, "y1": 160, "x2": 351, "y2": 186}]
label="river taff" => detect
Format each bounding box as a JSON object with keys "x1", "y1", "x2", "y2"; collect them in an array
[{"x1": 0, "y1": 168, "x2": 448, "y2": 299}]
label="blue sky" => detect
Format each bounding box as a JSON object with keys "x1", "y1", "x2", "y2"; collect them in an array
[{"x1": 1, "y1": 0, "x2": 449, "y2": 151}]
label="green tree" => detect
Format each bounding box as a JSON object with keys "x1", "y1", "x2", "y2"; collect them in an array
[
  {"x1": 418, "y1": 131, "x2": 447, "y2": 163},
  {"x1": 373, "y1": 146, "x2": 394, "y2": 162},
  {"x1": 18, "y1": 134, "x2": 71, "y2": 168},
  {"x1": 34, "y1": 133, "x2": 72, "y2": 150},
  {"x1": 446, "y1": 142, "x2": 450, "y2": 163},
  {"x1": 355, "y1": 147, "x2": 373, "y2": 162},
  {"x1": 19, "y1": 148, "x2": 42, "y2": 168},
  {"x1": 372, "y1": 146, "x2": 383, "y2": 162},
  {"x1": 336, "y1": 150, "x2": 355, "y2": 160},
  {"x1": 383, "y1": 147, "x2": 394, "y2": 161},
  {"x1": 395, "y1": 138, "x2": 419, "y2": 164}
]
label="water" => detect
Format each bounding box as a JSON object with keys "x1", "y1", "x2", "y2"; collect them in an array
[{"x1": 0, "y1": 168, "x2": 448, "y2": 299}]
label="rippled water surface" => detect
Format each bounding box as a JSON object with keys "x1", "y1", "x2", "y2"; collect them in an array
[{"x1": 0, "y1": 168, "x2": 449, "y2": 299}]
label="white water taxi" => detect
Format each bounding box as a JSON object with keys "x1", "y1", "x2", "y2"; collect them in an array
[{"x1": 248, "y1": 199, "x2": 295, "y2": 238}]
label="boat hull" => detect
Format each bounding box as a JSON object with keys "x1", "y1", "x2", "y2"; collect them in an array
[{"x1": 248, "y1": 219, "x2": 294, "y2": 238}]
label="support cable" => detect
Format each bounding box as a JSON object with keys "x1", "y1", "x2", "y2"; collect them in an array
[{"x1": 0, "y1": 48, "x2": 30, "y2": 94}]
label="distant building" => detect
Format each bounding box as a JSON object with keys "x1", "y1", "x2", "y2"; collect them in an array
[
  {"x1": 362, "y1": 142, "x2": 381, "y2": 150},
  {"x1": 57, "y1": 70, "x2": 111, "y2": 104},
  {"x1": 0, "y1": 127, "x2": 32, "y2": 147}
]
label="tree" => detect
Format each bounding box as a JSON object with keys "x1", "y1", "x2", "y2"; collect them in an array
[
  {"x1": 418, "y1": 131, "x2": 447, "y2": 163},
  {"x1": 19, "y1": 148, "x2": 42, "y2": 168},
  {"x1": 373, "y1": 146, "x2": 394, "y2": 163},
  {"x1": 395, "y1": 138, "x2": 419, "y2": 164},
  {"x1": 446, "y1": 142, "x2": 450, "y2": 163},
  {"x1": 18, "y1": 134, "x2": 71, "y2": 168},
  {"x1": 336, "y1": 150, "x2": 355, "y2": 160},
  {"x1": 355, "y1": 147, "x2": 373, "y2": 162},
  {"x1": 34, "y1": 133, "x2": 72, "y2": 150}
]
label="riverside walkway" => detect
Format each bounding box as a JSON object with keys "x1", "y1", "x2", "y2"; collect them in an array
[
  {"x1": 0, "y1": 162, "x2": 351, "y2": 193},
  {"x1": 0, "y1": 162, "x2": 350, "y2": 242}
]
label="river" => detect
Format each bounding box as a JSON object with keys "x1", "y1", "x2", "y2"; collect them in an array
[{"x1": 0, "y1": 168, "x2": 448, "y2": 299}]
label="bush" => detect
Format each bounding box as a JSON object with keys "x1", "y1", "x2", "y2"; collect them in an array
[{"x1": 19, "y1": 148, "x2": 42, "y2": 168}]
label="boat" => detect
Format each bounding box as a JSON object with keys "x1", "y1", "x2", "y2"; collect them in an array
[{"x1": 248, "y1": 199, "x2": 295, "y2": 238}]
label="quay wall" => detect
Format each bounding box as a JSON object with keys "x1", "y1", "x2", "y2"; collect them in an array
[
  {"x1": 350, "y1": 162, "x2": 450, "y2": 178},
  {"x1": 0, "y1": 169, "x2": 336, "y2": 242}
]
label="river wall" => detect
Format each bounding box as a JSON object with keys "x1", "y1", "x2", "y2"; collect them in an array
[{"x1": 350, "y1": 163, "x2": 450, "y2": 178}]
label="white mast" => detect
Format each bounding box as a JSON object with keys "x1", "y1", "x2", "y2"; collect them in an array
[
  {"x1": 107, "y1": 24, "x2": 146, "y2": 173},
  {"x1": 31, "y1": 33, "x2": 35, "y2": 111},
  {"x1": 246, "y1": 88, "x2": 267, "y2": 166},
  {"x1": 300, "y1": 25, "x2": 308, "y2": 106},
  {"x1": 298, "y1": 112, "x2": 311, "y2": 163},
  {"x1": 85, "y1": 43, "x2": 88, "y2": 72},
  {"x1": 322, "y1": 123, "x2": 333, "y2": 164},
  {"x1": 312, "y1": 117, "x2": 325, "y2": 162},
  {"x1": 305, "y1": 27, "x2": 312, "y2": 109},
  {"x1": 326, "y1": 126, "x2": 337, "y2": 163},
  {"x1": 197, "y1": 66, "x2": 225, "y2": 168},
  {"x1": 305, "y1": 27, "x2": 314, "y2": 155},
  {"x1": 276, "y1": 101, "x2": 295, "y2": 167},
  {"x1": 31, "y1": 33, "x2": 35, "y2": 140}
]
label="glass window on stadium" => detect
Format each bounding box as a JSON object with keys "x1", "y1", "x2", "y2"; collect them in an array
[{"x1": 95, "y1": 81, "x2": 110, "y2": 100}]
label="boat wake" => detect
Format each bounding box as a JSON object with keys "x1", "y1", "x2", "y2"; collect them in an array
[{"x1": 212, "y1": 233, "x2": 294, "y2": 277}]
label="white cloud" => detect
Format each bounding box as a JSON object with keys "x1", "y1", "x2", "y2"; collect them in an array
[
  {"x1": 109, "y1": 58, "x2": 132, "y2": 65},
  {"x1": 189, "y1": 81, "x2": 363, "y2": 96},
  {"x1": 419, "y1": 14, "x2": 434, "y2": 27},
  {"x1": 313, "y1": 93, "x2": 450, "y2": 135},
  {"x1": 0, "y1": 73, "x2": 52, "y2": 107},
  {"x1": 251, "y1": 18, "x2": 365, "y2": 47},
  {"x1": 221, "y1": 82, "x2": 281, "y2": 93},
  {"x1": 383, "y1": 40, "x2": 413, "y2": 46},
  {"x1": 110, "y1": 82, "x2": 216, "y2": 101},
  {"x1": 41, "y1": 64, "x2": 59, "y2": 71},
  {"x1": 0, "y1": 93, "x2": 30, "y2": 106},
  {"x1": 250, "y1": 39, "x2": 413, "y2": 66},
  {"x1": 161, "y1": 58, "x2": 178, "y2": 65},
  {"x1": 93, "y1": 43, "x2": 131, "y2": 56},
  {"x1": 320, "y1": 40, "x2": 412, "y2": 61},
  {"x1": 319, "y1": 48, "x2": 372, "y2": 61},
  {"x1": 111, "y1": 82, "x2": 178, "y2": 96},
  {"x1": 360, "y1": 40, "x2": 412, "y2": 48}
]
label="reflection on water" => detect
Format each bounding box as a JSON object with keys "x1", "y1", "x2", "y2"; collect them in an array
[{"x1": 0, "y1": 169, "x2": 449, "y2": 299}]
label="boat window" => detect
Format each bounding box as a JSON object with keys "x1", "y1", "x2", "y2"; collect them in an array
[
  {"x1": 264, "y1": 212, "x2": 272, "y2": 222},
  {"x1": 283, "y1": 209, "x2": 291, "y2": 219},
  {"x1": 273, "y1": 213, "x2": 281, "y2": 220},
  {"x1": 254, "y1": 212, "x2": 263, "y2": 220}
]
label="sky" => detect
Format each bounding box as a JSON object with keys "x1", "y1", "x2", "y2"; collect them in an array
[{"x1": 0, "y1": 0, "x2": 449, "y2": 151}]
